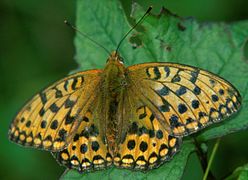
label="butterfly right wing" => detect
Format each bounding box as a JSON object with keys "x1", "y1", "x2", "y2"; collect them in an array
[
  {"x1": 127, "y1": 63, "x2": 241, "y2": 137},
  {"x1": 114, "y1": 87, "x2": 181, "y2": 170},
  {"x1": 9, "y1": 70, "x2": 103, "y2": 151}
]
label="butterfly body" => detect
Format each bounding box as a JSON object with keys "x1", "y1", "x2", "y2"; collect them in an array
[
  {"x1": 9, "y1": 51, "x2": 241, "y2": 172},
  {"x1": 101, "y1": 51, "x2": 127, "y2": 154}
]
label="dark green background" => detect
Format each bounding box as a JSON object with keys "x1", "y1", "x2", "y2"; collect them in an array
[{"x1": 1, "y1": 0, "x2": 248, "y2": 179}]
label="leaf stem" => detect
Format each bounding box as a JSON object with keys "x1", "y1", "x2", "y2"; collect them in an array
[
  {"x1": 193, "y1": 137, "x2": 208, "y2": 170},
  {"x1": 203, "y1": 138, "x2": 221, "y2": 180}
]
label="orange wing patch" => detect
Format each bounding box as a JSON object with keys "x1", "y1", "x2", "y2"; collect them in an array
[
  {"x1": 114, "y1": 106, "x2": 181, "y2": 170},
  {"x1": 53, "y1": 111, "x2": 112, "y2": 172},
  {"x1": 9, "y1": 70, "x2": 102, "y2": 151},
  {"x1": 128, "y1": 63, "x2": 241, "y2": 136}
]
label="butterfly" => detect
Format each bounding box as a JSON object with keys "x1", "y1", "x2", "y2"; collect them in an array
[{"x1": 8, "y1": 7, "x2": 241, "y2": 173}]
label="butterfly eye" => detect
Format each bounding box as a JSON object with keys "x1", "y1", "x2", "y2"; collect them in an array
[
  {"x1": 119, "y1": 57, "x2": 124, "y2": 63},
  {"x1": 120, "y1": 80, "x2": 127, "y2": 86}
]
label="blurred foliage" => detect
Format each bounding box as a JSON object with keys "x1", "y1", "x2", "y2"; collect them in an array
[
  {"x1": 0, "y1": 0, "x2": 248, "y2": 179},
  {"x1": 226, "y1": 163, "x2": 248, "y2": 180}
]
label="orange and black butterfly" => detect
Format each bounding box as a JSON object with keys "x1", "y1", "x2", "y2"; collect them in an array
[{"x1": 8, "y1": 7, "x2": 241, "y2": 173}]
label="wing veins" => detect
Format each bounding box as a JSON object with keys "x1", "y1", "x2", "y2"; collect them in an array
[
  {"x1": 182, "y1": 70, "x2": 227, "y2": 104},
  {"x1": 128, "y1": 76, "x2": 171, "y2": 133}
]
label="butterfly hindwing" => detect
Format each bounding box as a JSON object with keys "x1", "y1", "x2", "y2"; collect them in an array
[
  {"x1": 53, "y1": 110, "x2": 113, "y2": 172},
  {"x1": 9, "y1": 70, "x2": 102, "y2": 151},
  {"x1": 127, "y1": 63, "x2": 241, "y2": 136},
  {"x1": 114, "y1": 87, "x2": 181, "y2": 170}
]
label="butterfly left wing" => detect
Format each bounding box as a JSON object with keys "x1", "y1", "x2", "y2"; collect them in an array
[
  {"x1": 126, "y1": 63, "x2": 242, "y2": 137},
  {"x1": 52, "y1": 109, "x2": 113, "y2": 172},
  {"x1": 9, "y1": 70, "x2": 102, "y2": 151}
]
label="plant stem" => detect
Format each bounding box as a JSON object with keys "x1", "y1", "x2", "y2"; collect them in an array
[
  {"x1": 193, "y1": 137, "x2": 208, "y2": 170},
  {"x1": 203, "y1": 138, "x2": 221, "y2": 180}
]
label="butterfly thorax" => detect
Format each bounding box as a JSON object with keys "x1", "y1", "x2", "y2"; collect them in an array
[{"x1": 102, "y1": 51, "x2": 127, "y2": 153}]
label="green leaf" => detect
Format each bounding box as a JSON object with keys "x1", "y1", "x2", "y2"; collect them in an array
[
  {"x1": 225, "y1": 164, "x2": 248, "y2": 180},
  {"x1": 63, "y1": 0, "x2": 248, "y2": 179}
]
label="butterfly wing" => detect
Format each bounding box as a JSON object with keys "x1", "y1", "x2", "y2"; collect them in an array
[
  {"x1": 126, "y1": 63, "x2": 241, "y2": 136},
  {"x1": 9, "y1": 70, "x2": 103, "y2": 151},
  {"x1": 114, "y1": 88, "x2": 182, "y2": 170},
  {"x1": 114, "y1": 62, "x2": 241, "y2": 170},
  {"x1": 52, "y1": 107, "x2": 112, "y2": 172}
]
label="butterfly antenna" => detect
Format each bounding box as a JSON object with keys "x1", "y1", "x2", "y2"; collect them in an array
[
  {"x1": 115, "y1": 6, "x2": 152, "y2": 54},
  {"x1": 64, "y1": 20, "x2": 111, "y2": 55}
]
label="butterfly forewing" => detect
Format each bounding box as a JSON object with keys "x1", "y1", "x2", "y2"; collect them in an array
[
  {"x1": 9, "y1": 70, "x2": 102, "y2": 151},
  {"x1": 127, "y1": 63, "x2": 241, "y2": 136}
]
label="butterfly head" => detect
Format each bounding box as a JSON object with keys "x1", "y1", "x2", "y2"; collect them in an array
[
  {"x1": 104, "y1": 51, "x2": 126, "y2": 79},
  {"x1": 107, "y1": 51, "x2": 124, "y2": 65}
]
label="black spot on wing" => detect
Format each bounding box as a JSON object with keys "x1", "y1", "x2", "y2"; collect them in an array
[
  {"x1": 169, "y1": 115, "x2": 182, "y2": 128},
  {"x1": 71, "y1": 77, "x2": 78, "y2": 90},
  {"x1": 50, "y1": 103, "x2": 59, "y2": 113},
  {"x1": 199, "y1": 112, "x2": 207, "y2": 118},
  {"x1": 64, "y1": 98, "x2": 75, "y2": 108},
  {"x1": 211, "y1": 94, "x2": 219, "y2": 102},
  {"x1": 138, "y1": 107, "x2": 147, "y2": 119},
  {"x1": 157, "y1": 85, "x2": 169, "y2": 96},
  {"x1": 153, "y1": 67, "x2": 161, "y2": 80},
  {"x1": 146, "y1": 68, "x2": 151, "y2": 78},
  {"x1": 219, "y1": 89, "x2": 224, "y2": 95},
  {"x1": 191, "y1": 100, "x2": 200, "y2": 109},
  {"x1": 149, "y1": 114, "x2": 155, "y2": 122},
  {"x1": 178, "y1": 104, "x2": 187, "y2": 114},
  {"x1": 189, "y1": 70, "x2": 199, "y2": 83},
  {"x1": 44, "y1": 135, "x2": 52, "y2": 142},
  {"x1": 175, "y1": 86, "x2": 187, "y2": 96},
  {"x1": 20, "y1": 117, "x2": 25, "y2": 123},
  {"x1": 39, "y1": 92, "x2": 47, "y2": 104},
  {"x1": 159, "y1": 98, "x2": 170, "y2": 112},
  {"x1": 39, "y1": 108, "x2": 45, "y2": 116},
  {"x1": 164, "y1": 66, "x2": 170, "y2": 77},
  {"x1": 91, "y1": 141, "x2": 100, "y2": 151},
  {"x1": 25, "y1": 120, "x2": 31, "y2": 128},
  {"x1": 138, "y1": 127, "x2": 149, "y2": 136},
  {"x1": 149, "y1": 130, "x2": 155, "y2": 138},
  {"x1": 58, "y1": 129, "x2": 67, "y2": 141},
  {"x1": 40, "y1": 120, "x2": 47, "y2": 128},
  {"x1": 63, "y1": 80, "x2": 69, "y2": 91},
  {"x1": 82, "y1": 116, "x2": 89, "y2": 122},
  {"x1": 54, "y1": 88, "x2": 63, "y2": 98},
  {"x1": 65, "y1": 110, "x2": 75, "y2": 125},
  {"x1": 127, "y1": 140, "x2": 136, "y2": 150},
  {"x1": 171, "y1": 74, "x2": 181, "y2": 83},
  {"x1": 50, "y1": 120, "x2": 58, "y2": 130},
  {"x1": 156, "y1": 130, "x2": 163, "y2": 139},
  {"x1": 73, "y1": 134, "x2": 80, "y2": 142},
  {"x1": 139, "y1": 141, "x2": 148, "y2": 152},
  {"x1": 80, "y1": 144, "x2": 88, "y2": 153},
  {"x1": 193, "y1": 86, "x2": 201, "y2": 95},
  {"x1": 209, "y1": 79, "x2": 216, "y2": 86},
  {"x1": 186, "y1": 117, "x2": 194, "y2": 124}
]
